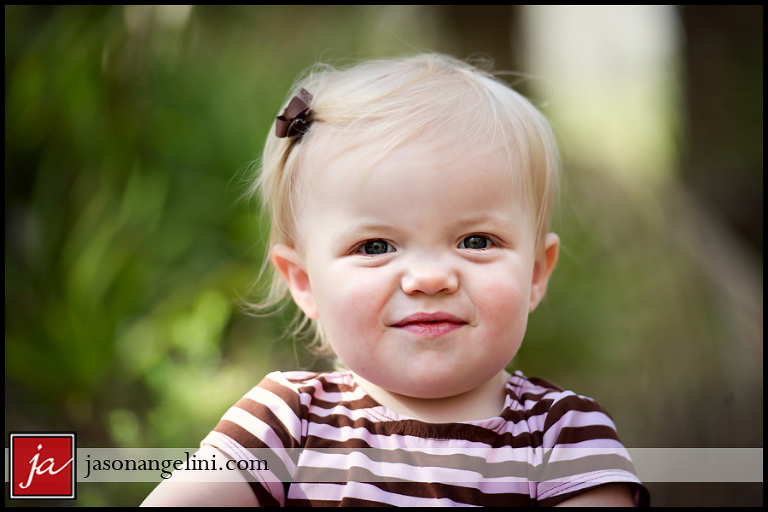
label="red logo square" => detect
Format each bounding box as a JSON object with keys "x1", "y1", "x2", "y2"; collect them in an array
[{"x1": 9, "y1": 433, "x2": 76, "y2": 499}]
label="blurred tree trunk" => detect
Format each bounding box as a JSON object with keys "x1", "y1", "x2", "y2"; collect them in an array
[
  {"x1": 681, "y1": 5, "x2": 763, "y2": 253},
  {"x1": 437, "y1": 6, "x2": 519, "y2": 73}
]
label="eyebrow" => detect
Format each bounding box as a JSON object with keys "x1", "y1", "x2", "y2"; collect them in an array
[
  {"x1": 451, "y1": 214, "x2": 529, "y2": 247},
  {"x1": 331, "y1": 222, "x2": 401, "y2": 247},
  {"x1": 332, "y1": 214, "x2": 521, "y2": 247},
  {"x1": 451, "y1": 214, "x2": 518, "y2": 233}
]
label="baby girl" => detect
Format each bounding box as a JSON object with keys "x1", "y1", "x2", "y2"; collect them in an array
[{"x1": 143, "y1": 54, "x2": 648, "y2": 507}]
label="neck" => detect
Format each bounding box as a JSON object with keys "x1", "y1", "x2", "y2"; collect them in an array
[{"x1": 352, "y1": 370, "x2": 510, "y2": 423}]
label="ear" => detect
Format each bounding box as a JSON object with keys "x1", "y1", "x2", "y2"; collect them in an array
[
  {"x1": 271, "y1": 244, "x2": 319, "y2": 319},
  {"x1": 529, "y1": 233, "x2": 560, "y2": 312}
]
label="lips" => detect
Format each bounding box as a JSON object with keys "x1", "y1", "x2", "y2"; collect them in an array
[{"x1": 393, "y1": 312, "x2": 467, "y2": 337}]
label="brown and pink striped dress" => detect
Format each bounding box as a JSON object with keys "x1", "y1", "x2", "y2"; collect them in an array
[{"x1": 202, "y1": 370, "x2": 649, "y2": 506}]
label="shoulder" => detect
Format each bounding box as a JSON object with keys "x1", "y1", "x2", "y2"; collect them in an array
[
  {"x1": 220, "y1": 370, "x2": 355, "y2": 431},
  {"x1": 277, "y1": 369, "x2": 354, "y2": 390},
  {"x1": 245, "y1": 369, "x2": 350, "y2": 398},
  {"x1": 507, "y1": 372, "x2": 650, "y2": 507},
  {"x1": 508, "y1": 370, "x2": 603, "y2": 411},
  {"x1": 507, "y1": 371, "x2": 619, "y2": 445},
  {"x1": 203, "y1": 372, "x2": 352, "y2": 459},
  {"x1": 256, "y1": 370, "x2": 354, "y2": 405}
]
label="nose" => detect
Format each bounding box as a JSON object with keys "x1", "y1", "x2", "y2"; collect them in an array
[{"x1": 401, "y1": 262, "x2": 459, "y2": 296}]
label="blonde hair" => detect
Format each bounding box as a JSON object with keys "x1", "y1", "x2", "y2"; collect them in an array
[{"x1": 244, "y1": 53, "x2": 559, "y2": 356}]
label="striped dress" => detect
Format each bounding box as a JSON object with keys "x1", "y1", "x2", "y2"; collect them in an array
[{"x1": 202, "y1": 370, "x2": 649, "y2": 506}]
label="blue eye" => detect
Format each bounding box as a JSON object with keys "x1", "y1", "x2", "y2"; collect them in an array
[
  {"x1": 460, "y1": 235, "x2": 491, "y2": 250},
  {"x1": 360, "y1": 239, "x2": 394, "y2": 255}
]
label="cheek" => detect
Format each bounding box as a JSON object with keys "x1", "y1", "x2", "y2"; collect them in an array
[
  {"x1": 316, "y1": 268, "x2": 392, "y2": 332},
  {"x1": 316, "y1": 268, "x2": 393, "y2": 370},
  {"x1": 472, "y1": 267, "x2": 531, "y2": 331}
]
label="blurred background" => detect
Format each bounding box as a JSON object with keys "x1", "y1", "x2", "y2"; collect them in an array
[{"x1": 5, "y1": 6, "x2": 762, "y2": 506}]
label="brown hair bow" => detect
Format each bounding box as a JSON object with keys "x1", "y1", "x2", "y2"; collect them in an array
[{"x1": 275, "y1": 89, "x2": 313, "y2": 139}]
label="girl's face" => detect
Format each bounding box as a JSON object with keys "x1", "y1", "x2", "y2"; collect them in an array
[{"x1": 275, "y1": 135, "x2": 556, "y2": 401}]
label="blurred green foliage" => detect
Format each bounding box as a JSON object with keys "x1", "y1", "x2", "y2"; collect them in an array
[{"x1": 5, "y1": 6, "x2": 761, "y2": 506}]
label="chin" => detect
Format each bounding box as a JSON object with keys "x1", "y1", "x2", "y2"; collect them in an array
[{"x1": 392, "y1": 369, "x2": 491, "y2": 400}]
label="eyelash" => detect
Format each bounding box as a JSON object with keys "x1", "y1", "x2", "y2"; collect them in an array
[
  {"x1": 459, "y1": 234, "x2": 496, "y2": 251},
  {"x1": 357, "y1": 239, "x2": 395, "y2": 256}
]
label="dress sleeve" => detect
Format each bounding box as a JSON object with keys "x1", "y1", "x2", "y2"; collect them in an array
[
  {"x1": 532, "y1": 392, "x2": 650, "y2": 507},
  {"x1": 201, "y1": 371, "x2": 306, "y2": 507}
]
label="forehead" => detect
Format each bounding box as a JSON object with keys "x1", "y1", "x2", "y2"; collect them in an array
[
  {"x1": 294, "y1": 129, "x2": 532, "y2": 239},
  {"x1": 307, "y1": 125, "x2": 518, "y2": 187}
]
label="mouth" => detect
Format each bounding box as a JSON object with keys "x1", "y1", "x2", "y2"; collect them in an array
[{"x1": 392, "y1": 312, "x2": 467, "y2": 337}]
